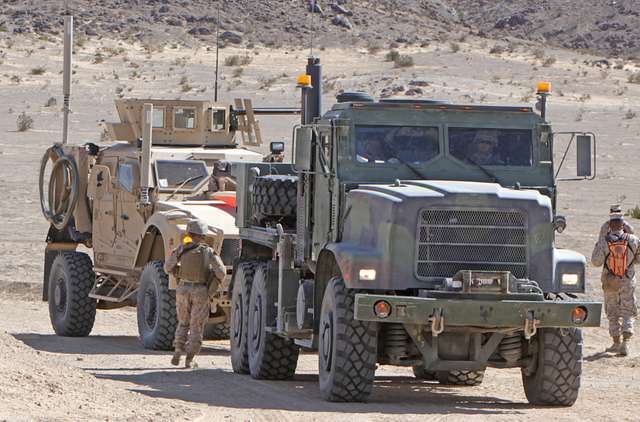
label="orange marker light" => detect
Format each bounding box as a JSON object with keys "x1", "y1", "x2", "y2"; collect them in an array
[
  {"x1": 374, "y1": 300, "x2": 392, "y2": 318},
  {"x1": 571, "y1": 306, "x2": 588, "y2": 324},
  {"x1": 297, "y1": 74, "x2": 312, "y2": 88},
  {"x1": 537, "y1": 81, "x2": 551, "y2": 94}
]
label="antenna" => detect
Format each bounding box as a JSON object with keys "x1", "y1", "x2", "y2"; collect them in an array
[
  {"x1": 214, "y1": 2, "x2": 221, "y2": 102},
  {"x1": 62, "y1": 15, "x2": 73, "y2": 145}
]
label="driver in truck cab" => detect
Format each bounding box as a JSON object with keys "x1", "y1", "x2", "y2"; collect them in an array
[{"x1": 165, "y1": 219, "x2": 226, "y2": 368}]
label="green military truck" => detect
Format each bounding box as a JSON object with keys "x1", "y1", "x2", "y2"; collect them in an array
[{"x1": 229, "y1": 57, "x2": 601, "y2": 405}]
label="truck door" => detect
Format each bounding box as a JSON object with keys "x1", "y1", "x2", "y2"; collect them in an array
[
  {"x1": 113, "y1": 160, "x2": 146, "y2": 270},
  {"x1": 312, "y1": 124, "x2": 337, "y2": 257},
  {"x1": 89, "y1": 164, "x2": 118, "y2": 266}
]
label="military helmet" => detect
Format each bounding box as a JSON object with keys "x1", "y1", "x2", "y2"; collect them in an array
[
  {"x1": 474, "y1": 130, "x2": 498, "y2": 146},
  {"x1": 186, "y1": 218, "x2": 208, "y2": 235},
  {"x1": 610, "y1": 204, "x2": 623, "y2": 214}
]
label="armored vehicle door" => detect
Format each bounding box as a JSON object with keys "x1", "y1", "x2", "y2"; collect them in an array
[
  {"x1": 112, "y1": 159, "x2": 146, "y2": 269},
  {"x1": 89, "y1": 163, "x2": 118, "y2": 264},
  {"x1": 312, "y1": 123, "x2": 338, "y2": 257}
]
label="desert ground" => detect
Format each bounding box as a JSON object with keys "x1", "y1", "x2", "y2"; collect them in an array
[{"x1": 1, "y1": 29, "x2": 640, "y2": 421}]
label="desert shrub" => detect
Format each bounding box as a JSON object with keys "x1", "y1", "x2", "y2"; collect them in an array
[
  {"x1": 489, "y1": 44, "x2": 505, "y2": 55},
  {"x1": 449, "y1": 42, "x2": 460, "y2": 53},
  {"x1": 258, "y1": 76, "x2": 279, "y2": 90},
  {"x1": 542, "y1": 56, "x2": 556, "y2": 67},
  {"x1": 628, "y1": 72, "x2": 640, "y2": 84},
  {"x1": 30, "y1": 66, "x2": 46, "y2": 75},
  {"x1": 533, "y1": 49, "x2": 545, "y2": 60},
  {"x1": 17, "y1": 112, "x2": 33, "y2": 132},
  {"x1": 626, "y1": 206, "x2": 640, "y2": 219},
  {"x1": 232, "y1": 67, "x2": 243, "y2": 78},
  {"x1": 624, "y1": 109, "x2": 637, "y2": 120},
  {"x1": 44, "y1": 97, "x2": 57, "y2": 107},
  {"x1": 394, "y1": 54, "x2": 414, "y2": 68},
  {"x1": 366, "y1": 41, "x2": 382, "y2": 54},
  {"x1": 385, "y1": 49, "x2": 400, "y2": 62},
  {"x1": 224, "y1": 55, "x2": 252, "y2": 67},
  {"x1": 10, "y1": 75, "x2": 21, "y2": 83},
  {"x1": 93, "y1": 52, "x2": 105, "y2": 64}
]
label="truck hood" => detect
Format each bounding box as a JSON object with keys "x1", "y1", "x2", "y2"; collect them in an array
[{"x1": 156, "y1": 200, "x2": 239, "y2": 237}]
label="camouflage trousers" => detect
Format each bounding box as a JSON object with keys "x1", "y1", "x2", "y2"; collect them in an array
[
  {"x1": 602, "y1": 277, "x2": 637, "y2": 337},
  {"x1": 173, "y1": 283, "x2": 210, "y2": 356}
]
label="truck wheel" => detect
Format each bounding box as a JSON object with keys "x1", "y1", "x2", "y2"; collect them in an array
[
  {"x1": 412, "y1": 366, "x2": 437, "y2": 381},
  {"x1": 248, "y1": 264, "x2": 299, "y2": 379},
  {"x1": 203, "y1": 322, "x2": 230, "y2": 340},
  {"x1": 437, "y1": 370, "x2": 485, "y2": 386},
  {"x1": 48, "y1": 252, "x2": 96, "y2": 337},
  {"x1": 136, "y1": 261, "x2": 176, "y2": 351},
  {"x1": 252, "y1": 175, "x2": 297, "y2": 223},
  {"x1": 230, "y1": 262, "x2": 256, "y2": 374},
  {"x1": 318, "y1": 277, "x2": 378, "y2": 402},
  {"x1": 522, "y1": 328, "x2": 582, "y2": 406}
]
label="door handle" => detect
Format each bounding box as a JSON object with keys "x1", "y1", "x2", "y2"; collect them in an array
[{"x1": 121, "y1": 214, "x2": 129, "y2": 220}]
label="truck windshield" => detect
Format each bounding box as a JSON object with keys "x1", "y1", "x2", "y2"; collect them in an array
[
  {"x1": 448, "y1": 128, "x2": 532, "y2": 166},
  {"x1": 155, "y1": 160, "x2": 208, "y2": 191},
  {"x1": 355, "y1": 125, "x2": 439, "y2": 164}
]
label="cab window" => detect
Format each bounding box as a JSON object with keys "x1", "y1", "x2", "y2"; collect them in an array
[
  {"x1": 448, "y1": 128, "x2": 533, "y2": 166},
  {"x1": 355, "y1": 125, "x2": 439, "y2": 164},
  {"x1": 152, "y1": 108, "x2": 165, "y2": 128},
  {"x1": 118, "y1": 163, "x2": 135, "y2": 193},
  {"x1": 212, "y1": 109, "x2": 226, "y2": 131},
  {"x1": 174, "y1": 108, "x2": 196, "y2": 129}
]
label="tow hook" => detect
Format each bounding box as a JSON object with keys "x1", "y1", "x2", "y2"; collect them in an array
[
  {"x1": 524, "y1": 311, "x2": 540, "y2": 340},
  {"x1": 430, "y1": 308, "x2": 445, "y2": 337}
]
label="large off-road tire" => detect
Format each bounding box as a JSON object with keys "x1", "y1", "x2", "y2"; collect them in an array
[
  {"x1": 318, "y1": 278, "x2": 378, "y2": 402},
  {"x1": 248, "y1": 264, "x2": 299, "y2": 379},
  {"x1": 251, "y1": 175, "x2": 297, "y2": 223},
  {"x1": 136, "y1": 261, "x2": 177, "y2": 351},
  {"x1": 412, "y1": 366, "x2": 437, "y2": 381},
  {"x1": 203, "y1": 322, "x2": 230, "y2": 340},
  {"x1": 230, "y1": 262, "x2": 256, "y2": 374},
  {"x1": 522, "y1": 328, "x2": 583, "y2": 406},
  {"x1": 437, "y1": 370, "x2": 485, "y2": 386},
  {"x1": 48, "y1": 252, "x2": 97, "y2": 337}
]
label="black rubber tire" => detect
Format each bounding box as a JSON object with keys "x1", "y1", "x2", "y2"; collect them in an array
[
  {"x1": 318, "y1": 277, "x2": 378, "y2": 402},
  {"x1": 48, "y1": 252, "x2": 97, "y2": 337},
  {"x1": 136, "y1": 261, "x2": 177, "y2": 351},
  {"x1": 437, "y1": 369, "x2": 485, "y2": 386},
  {"x1": 248, "y1": 264, "x2": 299, "y2": 379},
  {"x1": 203, "y1": 322, "x2": 230, "y2": 340},
  {"x1": 230, "y1": 262, "x2": 256, "y2": 374},
  {"x1": 412, "y1": 366, "x2": 437, "y2": 381},
  {"x1": 252, "y1": 175, "x2": 298, "y2": 222},
  {"x1": 522, "y1": 328, "x2": 583, "y2": 406}
]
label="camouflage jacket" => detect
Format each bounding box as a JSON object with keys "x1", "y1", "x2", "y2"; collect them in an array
[
  {"x1": 592, "y1": 232, "x2": 640, "y2": 282},
  {"x1": 164, "y1": 242, "x2": 226, "y2": 285}
]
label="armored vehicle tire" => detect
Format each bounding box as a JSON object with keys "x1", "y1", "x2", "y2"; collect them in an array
[
  {"x1": 204, "y1": 322, "x2": 230, "y2": 340},
  {"x1": 318, "y1": 278, "x2": 378, "y2": 402},
  {"x1": 252, "y1": 176, "x2": 297, "y2": 222},
  {"x1": 136, "y1": 262, "x2": 177, "y2": 351},
  {"x1": 248, "y1": 264, "x2": 299, "y2": 379},
  {"x1": 522, "y1": 328, "x2": 582, "y2": 406},
  {"x1": 412, "y1": 366, "x2": 437, "y2": 381},
  {"x1": 436, "y1": 370, "x2": 485, "y2": 386},
  {"x1": 48, "y1": 252, "x2": 97, "y2": 337},
  {"x1": 230, "y1": 262, "x2": 256, "y2": 374}
]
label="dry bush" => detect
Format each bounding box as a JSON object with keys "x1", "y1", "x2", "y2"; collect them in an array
[
  {"x1": 489, "y1": 44, "x2": 506, "y2": 55},
  {"x1": 578, "y1": 93, "x2": 591, "y2": 102},
  {"x1": 624, "y1": 109, "x2": 637, "y2": 120},
  {"x1": 626, "y1": 206, "x2": 640, "y2": 219},
  {"x1": 44, "y1": 97, "x2": 57, "y2": 107},
  {"x1": 542, "y1": 57, "x2": 556, "y2": 67},
  {"x1": 367, "y1": 41, "x2": 382, "y2": 54},
  {"x1": 394, "y1": 55, "x2": 414, "y2": 68},
  {"x1": 258, "y1": 76, "x2": 279, "y2": 90},
  {"x1": 449, "y1": 42, "x2": 460, "y2": 53},
  {"x1": 173, "y1": 56, "x2": 189, "y2": 67},
  {"x1": 93, "y1": 53, "x2": 105, "y2": 64},
  {"x1": 224, "y1": 55, "x2": 252, "y2": 67},
  {"x1": 232, "y1": 68, "x2": 243, "y2": 78},
  {"x1": 10, "y1": 75, "x2": 21, "y2": 83},
  {"x1": 628, "y1": 72, "x2": 640, "y2": 84},
  {"x1": 17, "y1": 112, "x2": 33, "y2": 132},
  {"x1": 385, "y1": 49, "x2": 400, "y2": 62},
  {"x1": 30, "y1": 66, "x2": 46, "y2": 75},
  {"x1": 533, "y1": 49, "x2": 545, "y2": 60}
]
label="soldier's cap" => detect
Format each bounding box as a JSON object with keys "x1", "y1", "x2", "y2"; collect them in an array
[
  {"x1": 610, "y1": 204, "x2": 623, "y2": 214},
  {"x1": 186, "y1": 218, "x2": 208, "y2": 236},
  {"x1": 474, "y1": 130, "x2": 498, "y2": 145},
  {"x1": 610, "y1": 212, "x2": 624, "y2": 221}
]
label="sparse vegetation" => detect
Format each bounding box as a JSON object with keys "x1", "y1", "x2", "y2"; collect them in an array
[
  {"x1": 16, "y1": 112, "x2": 33, "y2": 132},
  {"x1": 93, "y1": 53, "x2": 105, "y2": 64},
  {"x1": 489, "y1": 44, "x2": 505, "y2": 55},
  {"x1": 30, "y1": 66, "x2": 46, "y2": 75},
  {"x1": 449, "y1": 42, "x2": 460, "y2": 53},
  {"x1": 533, "y1": 49, "x2": 545, "y2": 60},
  {"x1": 626, "y1": 206, "x2": 640, "y2": 220},
  {"x1": 10, "y1": 75, "x2": 21, "y2": 83},
  {"x1": 624, "y1": 109, "x2": 637, "y2": 120},
  {"x1": 628, "y1": 72, "x2": 640, "y2": 84},
  {"x1": 224, "y1": 55, "x2": 252, "y2": 67},
  {"x1": 179, "y1": 76, "x2": 193, "y2": 92},
  {"x1": 542, "y1": 56, "x2": 556, "y2": 67},
  {"x1": 393, "y1": 54, "x2": 414, "y2": 68},
  {"x1": 385, "y1": 50, "x2": 400, "y2": 62},
  {"x1": 258, "y1": 76, "x2": 279, "y2": 90},
  {"x1": 367, "y1": 41, "x2": 382, "y2": 54},
  {"x1": 44, "y1": 97, "x2": 57, "y2": 107},
  {"x1": 232, "y1": 68, "x2": 243, "y2": 78}
]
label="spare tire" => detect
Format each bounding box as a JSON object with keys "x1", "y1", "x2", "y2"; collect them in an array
[{"x1": 252, "y1": 175, "x2": 298, "y2": 224}]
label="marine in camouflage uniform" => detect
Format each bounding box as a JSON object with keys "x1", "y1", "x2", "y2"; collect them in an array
[
  {"x1": 164, "y1": 219, "x2": 226, "y2": 368},
  {"x1": 591, "y1": 211, "x2": 639, "y2": 356}
]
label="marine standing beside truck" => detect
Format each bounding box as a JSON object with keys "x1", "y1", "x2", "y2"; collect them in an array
[
  {"x1": 592, "y1": 211, "x2": 639, "y2": 356},
  {"x1": 165, "y1": 219, "x2": 226, "y2": 368}
]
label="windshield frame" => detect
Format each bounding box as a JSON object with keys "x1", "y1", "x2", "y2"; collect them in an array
[{"x1": 154, "y1": 159, "x2": 210, "y2": 193}]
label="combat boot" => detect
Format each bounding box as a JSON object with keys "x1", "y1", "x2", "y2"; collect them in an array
[
  {"x1": 185, "y1": 354, "x2": 197, "y2": 368},
  {"x1": 171, "y1": 351, "x2": 182, "y2": 366},
  {"x1": 606, "y1": 337, "x2": 621, "y2": 353},
  {"x1": 619, "y1": 333, "x2": 632, "y2": 356}
]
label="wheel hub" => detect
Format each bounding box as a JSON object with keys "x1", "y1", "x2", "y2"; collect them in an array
[
  {"x1": 320, "y1": 313, "x2": 333, "y2": 372},
  {"x1": 53, "y1": 278, "x2": 66, "y2": 312},
  {"x1": 232, "y1": 300, "x2": 242, "y2": 345},
  {"x1": 251, "y1": 296, "x2": 262, "y2": 351},
  {"x1": 144, "y1": 288, "x2": 157, "y2": 329}
]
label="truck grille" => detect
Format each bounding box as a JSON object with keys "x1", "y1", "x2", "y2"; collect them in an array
[{"x1": 415, "y1": 209, "x2": 528, "y2": 279}]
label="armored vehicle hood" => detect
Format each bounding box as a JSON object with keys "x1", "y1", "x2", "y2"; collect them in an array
[{"x1": 157, "y1": 200, "x2": 239, "y2": 238}]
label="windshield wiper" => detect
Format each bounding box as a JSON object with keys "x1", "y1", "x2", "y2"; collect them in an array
[
  {"x1": 166, "y1": 175, "x2": 204, "y2": 201},
  {"x1": 465, "y1": 157, "x2": 500, "y2": 184}
]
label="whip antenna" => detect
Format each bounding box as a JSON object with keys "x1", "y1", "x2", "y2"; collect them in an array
[{"x1": 214, "y1": 2, "x2": 221, "y2": 102}]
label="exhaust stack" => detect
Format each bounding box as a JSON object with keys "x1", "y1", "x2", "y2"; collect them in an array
[
  {"x1": 304, "y1": 56, "x2": 322, "y2": 125},
  {"x1": 62, "y1": 15, "x2": 73, "y2": 145}
]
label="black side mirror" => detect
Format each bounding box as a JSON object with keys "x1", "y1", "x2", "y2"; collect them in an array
[{"x1": 270, "y1": 141, "x2": 285, "y2": 155}]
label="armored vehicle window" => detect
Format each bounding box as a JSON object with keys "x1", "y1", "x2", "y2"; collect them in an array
[
  {"x1": 355, "y1": 125, "x2": 439, "y2": 164},
  {"x1": 174, "y1": 108, "x2": 196, "y2": 129},
  {"x1": 118, "y1": 163, "x2": 135, "y2": 193},
  {"x1": 152, "y1": 108, "x2": 165, "y2": 128},
  {"x1": 448, "y1": 128, "x2": 532, "y2": 166},
  {"x1": 212, "y1": 109, "x2": 226, "y2": 131},
  {"x1": 155, "y1": 160, "x2": 208, "y2": 191}
]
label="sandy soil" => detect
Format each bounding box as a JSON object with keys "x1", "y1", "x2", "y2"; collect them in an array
[{"x1": 1, "y1": 31, "x2": 640, "y2": 421}]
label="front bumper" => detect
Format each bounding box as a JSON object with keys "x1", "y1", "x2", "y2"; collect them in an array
[{"x1": 355, "y1": 294, "x2": 602, "y2": 328}]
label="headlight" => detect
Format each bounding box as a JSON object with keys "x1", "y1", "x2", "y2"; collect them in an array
[
  {"x1": 561, "y1": 273, "x2": 579, "y2": 285},
  {"x1": 359, "y1": 269, "x2": 376, "y2": 281}
]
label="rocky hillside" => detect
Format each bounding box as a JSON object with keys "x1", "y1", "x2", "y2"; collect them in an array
[{"x1": 1, "y1": 0, "x2": 639, "y2": 58}]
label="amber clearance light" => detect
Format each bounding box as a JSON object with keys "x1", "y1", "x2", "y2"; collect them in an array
[
  {"x1": 374, "y1": 300, "x2": 392, "y2": 318},
  {"x1": 571, "y1": 306, "x2": 588, "y2": 324}
]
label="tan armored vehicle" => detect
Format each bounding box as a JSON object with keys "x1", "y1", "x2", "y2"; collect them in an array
[{"x1": 39, "y1": 16, "x2": 296, "y2": 349}]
